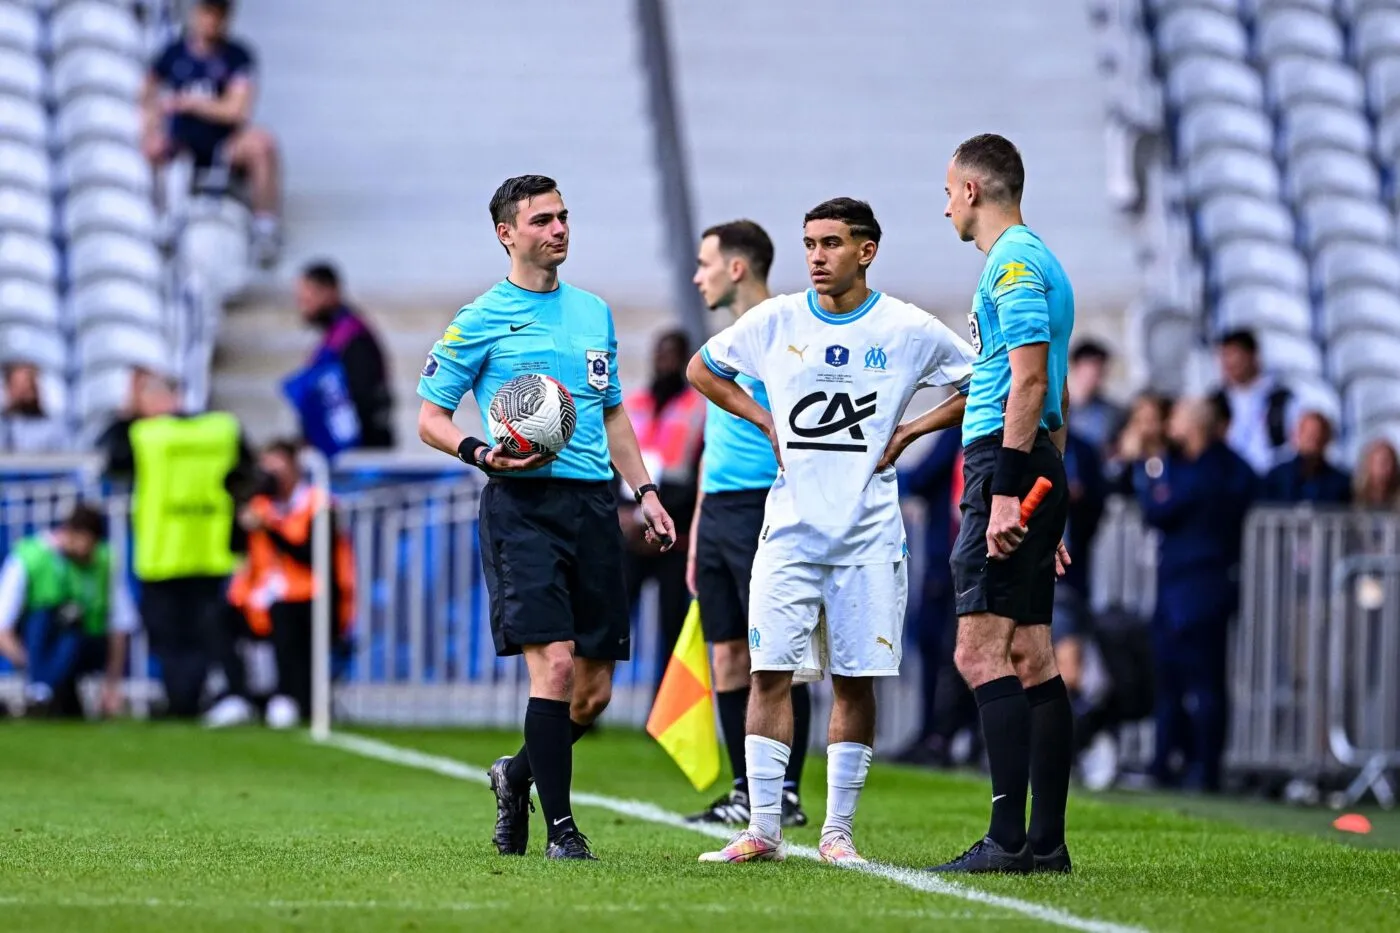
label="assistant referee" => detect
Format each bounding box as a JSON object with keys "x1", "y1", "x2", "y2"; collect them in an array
[{"x1": 417, "y1": 175, "x2": 676, "y2": 862}]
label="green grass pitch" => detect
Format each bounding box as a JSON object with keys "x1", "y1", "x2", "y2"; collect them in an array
[{"x1": 2, "y1": 722, "x2": 1398, "y2": 932}]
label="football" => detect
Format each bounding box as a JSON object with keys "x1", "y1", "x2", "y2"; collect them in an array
[{"x1": 486, "y1": 373, "x2": 578, "y2": 457}]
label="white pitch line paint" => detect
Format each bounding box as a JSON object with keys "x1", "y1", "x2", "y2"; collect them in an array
[{"x1": 320, "y1": 732, "x2": 1148, "y2": 933}]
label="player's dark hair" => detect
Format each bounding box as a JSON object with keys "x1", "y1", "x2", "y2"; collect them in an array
[
  {"x1": 702, "y1": 220, "x2": 775, "y2": 282},
  {"x1": 1218, "y1": 328, "x2": 1258, "y2": 355},
  {"x1": 301, "y1": 261, "x2": 340, "y2": 291},
  {"x1": 63, "y1": 502, "x2": 107, "y2": 540},
  {"x1": 1071, "y1": 339, "x2": 1111, "y2": 364},
  {"x1": 803, "y1": 198, "x2": 882, "y2": 244},
  {"x1": 953, "y1": 134, "x2": 1025, "y2": 204},
  {"x1": 489, "y1": 175, "x2": 560, "y2": 227}
]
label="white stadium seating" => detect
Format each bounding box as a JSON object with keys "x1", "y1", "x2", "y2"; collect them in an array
[
  {"x1": 0, "y1": 278, "x2": 60, "y2": 329},
  {"x1": 50, "y1": 2, "x2": 144, "y2": 60}
]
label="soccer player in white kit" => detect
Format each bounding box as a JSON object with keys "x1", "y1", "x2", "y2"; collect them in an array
[{"x1": 687, "y1": 198, "x2": 976, "y2": 864}]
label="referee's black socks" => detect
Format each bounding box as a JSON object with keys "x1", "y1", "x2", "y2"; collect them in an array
[
  {"x1": 786, "y1": 682, "x2": 811, "y2": 794},
  {"x1": 504, "y1": 716, "x2": 589, "y2": 789},
  {"x1": 974, "y1": 675, "x2": 1031, "y2": 851},
  {"x1": 1026, "y1": 675, "x2": 1073, "y2": 855},
  {"x1": 522, "y1": 697, "x2": 577, "y2": 841}
]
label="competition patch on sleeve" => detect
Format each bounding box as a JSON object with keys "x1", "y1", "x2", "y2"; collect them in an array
[
  {"x1": 993, "y1": 261, "x2": 1035, "y2": 294},
  {"x1": 420, "y1": 354, "x2": 439, "y2": 378},
  {"x1": 586, "y1": 348, "x2": 610, "y2": 390}
]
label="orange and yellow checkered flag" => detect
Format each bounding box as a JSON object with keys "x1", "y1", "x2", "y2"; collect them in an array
[{"x1": 646, "y1": 600, "x2": 720, "y2": 791}]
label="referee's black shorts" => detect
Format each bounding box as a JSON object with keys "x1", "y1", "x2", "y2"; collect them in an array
[
  {"x1": 951, "y1": 430, "x2": 1069, "y2": 626},
  {"x1": 478, "y1": 477, "x2": 630, "y2": 661},
  {"x1": 694, "y1": 488, "x2": 767, "y2": 644}
]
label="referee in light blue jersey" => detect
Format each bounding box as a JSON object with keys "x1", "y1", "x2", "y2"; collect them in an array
[
  {"x1": 683, "y1": 221, "x2": 811, "y2": 829},
  {"x1": 416, "y1": 175, "x2": 676, "y2": 862}
]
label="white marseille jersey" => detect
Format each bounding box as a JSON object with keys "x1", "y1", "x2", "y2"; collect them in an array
[{"x1": 700, "y1": 290, "x2": 975, "y2": 565}]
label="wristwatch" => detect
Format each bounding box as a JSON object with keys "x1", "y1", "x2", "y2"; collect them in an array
[{"x1": 633, "y1": 482, "x2": 658, "y2": 504}]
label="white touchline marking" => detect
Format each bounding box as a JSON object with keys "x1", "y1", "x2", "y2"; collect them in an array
[{"x1": 319, "y1": 732, "x2": 1148, "y2": 933}]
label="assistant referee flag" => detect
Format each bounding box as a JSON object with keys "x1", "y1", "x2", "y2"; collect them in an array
[{"x1": 646, "y1": 601, "x2": 719, "y2": 791}]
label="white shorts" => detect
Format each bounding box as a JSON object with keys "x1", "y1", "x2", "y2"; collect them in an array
[{"x1": 747, "y1": 548, "x2": 908, "y2": 683}]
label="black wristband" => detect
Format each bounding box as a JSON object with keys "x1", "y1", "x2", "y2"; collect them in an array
[
  {"x1": 457, "y1": 436, "x2": 489, "y2": 470},
  {"x1": 633, "y1": 482, "x2": 658, "y2": 505},
  {"x1": 990, "y1": 446, "x2": 1031, "y2": 498}
]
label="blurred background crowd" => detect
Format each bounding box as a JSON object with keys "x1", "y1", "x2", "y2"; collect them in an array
[{"x1": 3, "y1": 0, "x2": 1400, "y2": 808}]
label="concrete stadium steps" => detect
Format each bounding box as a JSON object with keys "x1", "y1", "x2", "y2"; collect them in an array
[{"x1": 209, "y1": 297, "x2": 675, "y2": 447}]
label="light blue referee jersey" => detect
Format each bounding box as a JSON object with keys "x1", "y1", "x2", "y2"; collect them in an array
[
  {"x1": 963, "y1": 225, "x2": 1075, "y2": 445},
  {"x1": 701, "y1": 374, "x2": 779, "y2": 494},
  {"x1": 416, "y1": 279, "x2": 622, "y2": 481}
]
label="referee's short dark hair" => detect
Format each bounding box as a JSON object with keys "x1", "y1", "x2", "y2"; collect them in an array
[
  {"x1": 489, "y1": 175, "x2": 560, "y2": 227},
  {"x1": 804, "y1": 197, "x2": 882, "y2": 244},
  {"x1": 301, "y1": 261, "x2": 340, "y2": 290},
  {"x1": 953, "y1": 134, "x2": 1025, "y2": 204},
  {"x1": 64, "y1": 503, "x2": 108, "y2": 540},
  {"x1": 702, "y1": 220, "x2": 774, "y2": 283}
]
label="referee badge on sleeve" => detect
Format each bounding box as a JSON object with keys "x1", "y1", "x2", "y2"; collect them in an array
[
  {"x1": 586, "y1": 349, "x2": 610, "y2": 391},
  {"x1": 421, "y1": 354, "x2": 439, "y2": 378}
]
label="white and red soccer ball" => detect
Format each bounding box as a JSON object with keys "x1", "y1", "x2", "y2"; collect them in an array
[{"x1": 487, "y1": 373, "x2": 578, "y2": 457}]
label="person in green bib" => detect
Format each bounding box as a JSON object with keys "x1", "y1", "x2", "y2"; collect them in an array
[
  {"x1": 101, "y1": 375, "x2": 257, "y2": 718},
  {"x1": 0, "y1": 504, "x2": 137, "y2": 717}
]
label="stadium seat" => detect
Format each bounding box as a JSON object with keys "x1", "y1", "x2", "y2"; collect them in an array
[
  {"x1": 1256, "y1": 328, "x2": 1325, "y2": 378},
  {"x1": 0, "y1": 278, "x2": 60, "y2": 329},
  {"x1": 0, "y1": 322, "x2": 66, "y2": 371},
  {"x1": 0, "y1": 139, "x2": 51, "y2": 194},
  {"x1": 1196, "y1": 193, "x2": 1295, "y2": 248},
  {"x1": 1178, "y1": 102, "x2": 1274, "y2": 160},
  {"x1": 1347, "y1": 0, "x2": 1400, "y2": 19},
  {"x1": 1329, "y1": 330, "x2": 1400, "y2": 384},
  {"x1": 1321, "y1": 286, "x2": 1400, "y2": 338},
  {"x1": 1367, "y1": 56, "x2": 1400, "y2": 115},
  {"x1": 62, "y1": 187, "x2": 158, "y2": 241},
  {"x1": 1256, "y1": 10, "x2": 1345, "y2": 62},
  {"x1": 70, "y1": 278, "x2": 164, "y2": 330},
  {"x1": 1211, "y1": 239, "x2": 1310, "y2": 293},
  {"x1": 1353, "y1": 12, "x2": 1400, "y2": 69},
  {"x1": 0, "y1": 48, "x2": 42, "y2": 100},
  {"x1": 50, "y1": 2, "x2": 144, "y2": 60},
  {"x1": 0, "y1": 186, "x2": 51, "y2": 238},
  {"x1": 1345, "y1": 376, "x2": 1400, "y2": 424},
  {"x1": 68, "y1": 232, "x2": 163, "y2": 289},
  {"x1": 1285, "y1": 149, "x2": 1381, "y2": 204},
  {"x1": 0, "y1": 93, "x2": 46, "y2": 147},
  {"x1": 55, "y1": 95, "x2": 141, "y2": 149},
  {"x1": 76, "y1": 366, "x2": 135, "y2": 424},
  {"x1": 38, "y1": 368, "x2": 70, "y2": 423},
  {"x1": 1299, "y1": 195, "x2": 1395, "y2": 249},
  {"x1": 0, "y1": 4, "x2": 41, "y2": 56},
  {"x1": 1216, "y1": 284, "x2": 1313, "y2": 334},
  {"x1": 75, "y1": 322, "x2": 170, "y2": 373},
  {"x1": 1167, "y1": 56, "x2": 1266, "y2": 110},
  {"x1": 1157, "y1": 9, "x2": 1249, "y2": 63},
  {"x1": 1314, "y1": 242, "x2": 1400, "y2": 296},
  {"x1": 0, "y1": 231, "x2": 59, "y2": 286},
  {"x1": 60, "y1": 139, "x2": 151, "y2": 194},
  {"x1": 178, "y1": 200, "x2": 252, "y2": 303},
  {"x1": 1286, "y1": 372, "x2": 1343, "y2": 423},
  {"x1": 1269, "y1": 58, "x2": 1365, "y2": 112},
  {"x1": 51, "y1": 47, "x2": 145, "y2": 103},
  {"x1": 1279, "y1": 103, "x2": 1373, "y2": 160},
  {"x1": 1187, "y1": 148, "x2": 1282, "y2": 201},
  {"x1": 1151, "y1": 0, "x2": 1242, "y2": 16}
]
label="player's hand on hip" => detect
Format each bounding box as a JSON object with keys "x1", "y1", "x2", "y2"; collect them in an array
[
  {"x1": 639, "y1": 491, "x2": 677, "y2": 552},
  {"x1": 761, "y1": 421, "x2": 785, "y2": 471},
  {"x1": 483, "y1": 444, "x2": 556, "y2": 473},
  {"x1": 876, "y1": 422, "x2": 912, "y2": 472},
  {"x1": 986, "y1": 494, "x2": 1027, "y2": 559},
  {"x1": 1054, "y1": 539, "x2": 1071, "y2": 577}
]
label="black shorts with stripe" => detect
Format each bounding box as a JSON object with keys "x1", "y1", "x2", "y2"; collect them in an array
[{"x1": 694, "y1": 488, "x2": 766, "y2": 644}]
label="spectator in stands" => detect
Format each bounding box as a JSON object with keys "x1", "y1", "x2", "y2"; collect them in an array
[
  {"x1": 893, "y1": 422, "x2": 964, "y2": 765},
  {"x1": 0, "y1": 504, "x2": 136, "y2": 718},
  {"x1": 1353, "y1": 438, "x2": 1400, "y2": 510},
  {"x1": 1105, "y1": 391, "x2": 1171, "y2": 493},
  {"x1": 142, "y1": 0, "x2": 281, "y2": 266},
  {"x1": 1136, "y1": 397, "x2": 1257, "y2": 793},
  {"x1": 206, "y1": 439, "x2": 354, "y2": 729},
  {"x1": 619, "y1": 330, "x2": 705, "y2": 694},
  {"x1": 101, "y1": 376, "x2": 257, "y2": 719},
  {"x1": 1211, "y1": 329, "x2": 1292, "y2": 475},
  {"x1": 0, "y1": 362, "x2": 65, "y2": 454},
  {"x1": 284, "y1": 262, "x2": 395, "y2": 456},
  {"x1": 1261, "y1": 411, "x2": 1351, "y2": 505},
  {"x1": 1066, "y1": 339, "x2": 1124, "y2": 455}
]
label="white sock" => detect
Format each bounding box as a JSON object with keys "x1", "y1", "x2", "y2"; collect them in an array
[
  {"x1": 745, "y1": 735, "x2": 790, "y2": 840},
  {"x1": 822, "y1": 742, "x2": 873, "y2": 839}
]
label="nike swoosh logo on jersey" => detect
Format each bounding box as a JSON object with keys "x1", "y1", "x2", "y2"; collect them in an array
[{"x1": 509, "y1": 321, "x2": 536, "y2": 332}]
